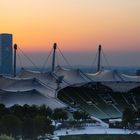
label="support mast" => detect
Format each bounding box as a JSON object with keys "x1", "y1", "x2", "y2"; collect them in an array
[
  {"x1": 14, "y1": 44, "x2": 17, "y2": 77},
  {"x1": 52, "y1": 43, "x2": 57, "y2": 72},
  {"x1": 97, "y1": 45, "x2": 101, "y2": 72}
]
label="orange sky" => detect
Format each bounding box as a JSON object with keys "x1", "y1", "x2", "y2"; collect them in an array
[{"x1": 0, "y1": 0, "x2": 140, "y2": 53}]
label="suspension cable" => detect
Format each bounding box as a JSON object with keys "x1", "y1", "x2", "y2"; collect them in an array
[
  {"x1": 17, "y1": 50, "x2": 23, "y2": 68},
  {"x1": 57, "y1": 46, "x2": 72, "y2": 68},
  {"x1": 18, "y1": 46, "x2": 38, "y2": 69},
  {"x1": 56, "y1": 51, "x2": 60, "y2": 66},
  {"x1": 90, "y1": 50, "x2": 98, "y2": 72},
  {"x1": 41, "y1": 49, "x2": 53, "y2": 72},
  {"x1": 102, "y1": 49, "x2": 111, "y2": 70}
]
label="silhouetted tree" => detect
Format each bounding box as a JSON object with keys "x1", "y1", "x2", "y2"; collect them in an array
[
  {"x1": 39, "y1": 104, "x2": 52, "y2": 117},
  {"x1": 81, "y1": 111, "x2": 90, "y2": 121},
  {"x1": 33, "y1": 115, "x2": 48, "y2": 137},
  {"x1": 0, "y1": 104, "x2": 6, "y2": 118},
  {"x1": 52, "y1": 108, "x2": 68, "y2": 121},
  {"x1": 73, "y1": 111, "x2": 82, "y2": 121},
  {"x1": 136, "y1": 108, "x2": 140, "y2": 119},
  {"x1": 0, "y1": 104, "x2": 55, "y2": 139},
  {"x1": 22, "y1": 117, "x2": 35, "y2": 139},
  {"x1": 22, "y1": 104, "x2": 31, "y2": 118},
  {"x1": 122, "y1": 108, "x2": 136, "y2": 129},
  {"x1": 9, "y1": 104, "x2": 24, "y2": 120},
  {"x1": 34, "y1": 115, "x2": 54, "y2": 135},
  {"x1": 0, "y1": 115, "x2": 22, "y2": 138},
  {"x1": 29, "y1": 104, "x2": 39, "y2": 118}
]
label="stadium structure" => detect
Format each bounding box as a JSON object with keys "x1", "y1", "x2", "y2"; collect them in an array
[{"x1": 0, "y1": 43, "x2": 140, "y2": 120}]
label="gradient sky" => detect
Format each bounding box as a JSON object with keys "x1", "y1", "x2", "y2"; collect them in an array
[{"x1": 0, "y1": 0, "x2": 140, "y2": 66}]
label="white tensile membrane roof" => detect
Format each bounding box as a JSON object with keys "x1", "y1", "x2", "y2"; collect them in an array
[
  {"x1": 54, "y1": 65, "x2": 90, "y2": 85},
  {"x1": 86, "y1": 69, "x2": 124, "y2": 82},
  {"x1": 86, "y1": 69, "x2": 140, "y2": 92},
  {"x1": 0, "y1": 75, "x2": 66, "y2": 109},
  {"x1": 17, "y1": 67, "x2": 68, "y2": 89},
  {"x1": 87, "y1": 69, "x2": 140, "y2": 83},
  {"x1": 0, "y1": 66, "x2": 140, "y2": 108},
  {"x1": 0, "y1": 89, "x2": 65, "y2": 109},
  {"x1": 120, "y1": 73, "x2": 140, "y2": 82}
]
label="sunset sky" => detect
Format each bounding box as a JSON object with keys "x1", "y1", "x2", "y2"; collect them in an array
[{"x1": 0, "y1": 0, "x2": 140, "y2": 66}]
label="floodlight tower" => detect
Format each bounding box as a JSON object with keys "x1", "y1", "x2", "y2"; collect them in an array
[
  {"x1": 52, "y1": 43, "x2": 57, "y2": 72},
  {"x1": 13, "y1": 44, "x2": 17, "y2": 77},
  {"x1": 97, "y1": 45, "x2": 101, "y2": 72}
]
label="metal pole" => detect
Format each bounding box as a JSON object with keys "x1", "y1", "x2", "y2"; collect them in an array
[
  {"x1": 52, "y1": 43, "x2": 57, "y2": 72},
  {"x1": 97, "y1": 45, "x2": 101, "y2": 72},
  {"x1": 14, "y1": 44, "x2": 17, "y2": 77}
]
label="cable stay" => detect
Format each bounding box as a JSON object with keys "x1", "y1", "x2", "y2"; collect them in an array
[
  {"x1": 17, "y1": 49, "x2": 23, "y2": 68},
  {"x1": 41, "y1": 48, "x2": 53, "y2": 72},
  {"x1": 102, "y1": 48, "x2": 111, "y2": 70},
  {"x1": 91, "y1": 45, "x2": 112, "y2": 72},
  {"x1": 55, "y1": 51, "x2": 60, "y2": 66},
  {"x1": 42, "y1": 43, "x2": 73, "y2": 73},
  {"x1": 57, "y1": 46, "x2": 72, "y2": 69},
  {"x1": 17, "y1": 46, "x2": 38, "y2": 70}
]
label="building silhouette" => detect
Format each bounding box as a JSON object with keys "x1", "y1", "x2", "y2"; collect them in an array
[{"x1": 0, "y1": 33, "x2": 13, "y2": 75}]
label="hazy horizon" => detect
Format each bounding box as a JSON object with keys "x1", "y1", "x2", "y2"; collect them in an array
[{"x1": 16, "y1": 50, "x2": 140, "y2": 68}]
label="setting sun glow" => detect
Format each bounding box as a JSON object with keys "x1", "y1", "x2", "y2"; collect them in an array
[{"x1": 0, "y1": 0, "x2": 140, "y2": 53}]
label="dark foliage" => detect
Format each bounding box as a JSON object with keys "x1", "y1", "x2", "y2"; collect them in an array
[
  {"x1": 0, "y1": 104, "x2": 56, "y2": 139},
  {"x1": 122, "y1": 108, "x2": 140, "y2": 129},
  {"x1": 52, "y1": 108, "x2": 68, "y2": 121}
]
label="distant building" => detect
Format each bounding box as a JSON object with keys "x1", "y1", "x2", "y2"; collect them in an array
[{"x1": 0, "y1": 33, "x2": 13, "y2": 75}]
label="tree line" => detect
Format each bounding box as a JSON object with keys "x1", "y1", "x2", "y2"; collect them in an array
[
  {"x1": 110, "y1": 108, "x2": 140, "y2": 129},
  {"x1": 0, "y1": 104, "x2": 67, "y2": 139},
  {"x1": 2, "y1": 103, "x2": 139, "y2": 139},
  {"x1": 0, "y1": 104, "x2": 90, "y2": 139},
  {"x1": 122, "y1": 108, "x2": 140, "y2": 129}
]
